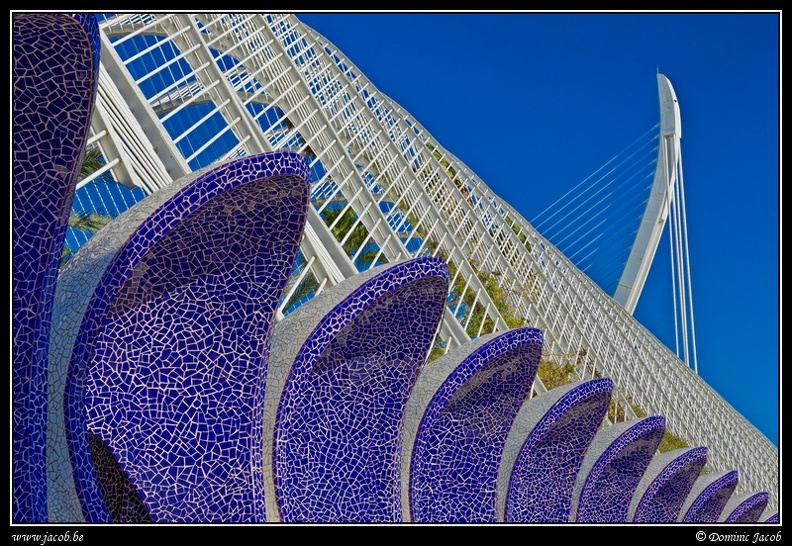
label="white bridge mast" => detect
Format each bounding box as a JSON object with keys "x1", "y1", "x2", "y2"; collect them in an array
[{"x1": 614, "y1": 74, "x2": 697, "y2": 372}]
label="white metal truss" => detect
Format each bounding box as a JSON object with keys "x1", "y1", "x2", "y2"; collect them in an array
[{"x1": 83, "y1": 13, "x2": 777, "y2": 508}]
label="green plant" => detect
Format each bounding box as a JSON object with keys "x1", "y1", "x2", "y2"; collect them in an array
[
  {"x1": 60, "y1": 246, "x2": 73, "y2": 268},
  {"x1": 68, "y1": 211, "x2": 112, "y2": 233},
  {"x1": 658, "y1": 430, "x2": 689, "y2": 453},
  {"x1": 280, "y1": 255, "x2": 321, "y2": 314},
  {"x1": 613, "y1": 394, "x2": 693, "y2": 452},
  {"x1": 608, "y1": 399, "x2": 626, "y2": 423},
  {"x1": 61, "y1": 146, "x2": 118, "y2": 266},
  {"x1": 537, "y1": 359, "x2": 576, "y2": 390},
  {"x1": 321, "y1": 204, "x2": 387, "y2": 270},
  {"x1": 79, "y1": 146, "x2": 107, "y2": 180},
  {"x1": 504, "y1": 214, "x2": 532, "y2": 253},
  {"x1": 427, "y1": 338, "x2": 447, "y2": 363}
]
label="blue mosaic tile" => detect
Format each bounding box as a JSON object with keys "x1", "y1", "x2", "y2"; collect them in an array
[
  {"x1": 71, "y1": 13, "x2": 100, "y2": 96},
  {"x1": 403, "y1": 329, "x2": 542, "y2": 522},
  {"x1": 573, "y1": 415, "x2": 666, "y2": 522},
  {"x1": 88, "y1": 432, "x2": 152, "y2": 522},
  {"x1": 680, "y1": 469, "x2": 739, "y2": 522},
  {"x1": 267, "y1": 257, "x2": 449, "y2": 522},
  {"x1": 630, "y1": 446, "x2": 708, "y2": 522},
  {"x1": 503, "y1": 378, "x2": 614, "y2": 522},
  {"x1": 12, "y1": 12, "x2": 99, "y2": 523},
  {"x1": 49, "y1": 152, "x2": 310, "y2": 522},
  {"x1": 721, "y1": 492, "x2": 770, "y2": 523},
  {"x1": 764, "y1": 511, "x2": 779, "y2": 523}
]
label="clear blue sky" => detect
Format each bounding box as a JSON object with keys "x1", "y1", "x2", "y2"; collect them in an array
[{"x1": 297, "y1": 11, "x2": 780, "y2": 447}]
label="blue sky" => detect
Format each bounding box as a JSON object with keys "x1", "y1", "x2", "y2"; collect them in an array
[{"x1": 297, "y1": 11, "x2": 780, "y2": 447}]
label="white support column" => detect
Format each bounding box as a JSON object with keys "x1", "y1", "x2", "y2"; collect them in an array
[{"x1": 99, "y1": 30, "x2": 190, "y2": 180}]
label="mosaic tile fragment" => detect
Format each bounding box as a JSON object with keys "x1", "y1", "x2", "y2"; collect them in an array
[
  {"x1": 267, "y1": 257, "x2": 449, "y2": 522},
  {"x1": 720, "y1": 491, "x2": 770, "y2": 523},
  {"x1": 501, "y1": 378, "x2": 613, "y2": 522},
  {"x1": 49, "y1": 152, "x2": 309, "y2": 522},
  {"x1": 763, "y1": 511, "x2": 779, "y2": 523},
  {"x1": 572, "y1": 415, "x2": 665, "y2": 522},
  {"x1": 679, "y1": 469, "x2": 739, "y2": 522},
  {"x1": 629, "y1": 446, "x2": 708, "y2": 522},
  {"x1": 88, "y1": 433, "x2": 152, "y2": 522},
  {"x1": 404, "y1": 328, "x2": 543, "y2": 522},
  {"x1": 13, "y1": 12, "x2": 99, "y2": 523}
]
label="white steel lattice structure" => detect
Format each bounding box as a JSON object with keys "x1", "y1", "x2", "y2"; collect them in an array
[{"x1": 79, "y1": 13, "x2": 778, "y2": 509}]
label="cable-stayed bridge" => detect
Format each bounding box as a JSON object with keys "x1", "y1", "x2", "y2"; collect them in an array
[
  {"x1": 64, "y1": 12, "x2": 777, "y2": 508},
  {"x1": 532, "y1": 77, "x2": 698, "y2": 372}
]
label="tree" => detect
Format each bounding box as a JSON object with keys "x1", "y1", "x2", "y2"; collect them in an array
[
  {"x1": 280, "y1": 255, "x2": 321, "y2": 315},
  {"x1": 79, "y1": 145, "x2": 106, "y2": 180},
  {"x1": 68, "y1": 211, "x2": 112, "y2": 233},
  {"x1": 61, "y1": 146, "x2": 115, "y2": 266},
  {"x1": 321, "y1": 204, "x2": 387, "y2": 270}
]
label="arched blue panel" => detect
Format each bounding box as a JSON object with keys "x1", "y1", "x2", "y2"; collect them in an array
[
  {"x1": 49, "y1": 152, "x2": 309, "y2": 522},
  {"x1": 502, "y1": 378, "x2": 613, "y2": 522},
  {"x1": 406, "y1": 328, "x2": 543, "y2": 522},
  {"x1": 764, "y1": 512, "x2": 779, "y2": 523},
  {"x1": 573, "y1": 416, "x2": 666, "y2": 522},
  {"x1": 680, "y1": 470, "x2": 739, "y2": 522},
  {"x1": 630, "y1": 447, "x2": 708, "y2": 522},
  {"x1": 269, "y1": 257, "x2": 449, "y2": 522},
  {"x1": 12, "y1": 13, "x2": 99, "y2": 523},
  {"x1": 721, "y1": 492, "x2": 769, "y2": 523},
  {"x1": 71, "y1": 13, "x2": 101, "y2": 97}
]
